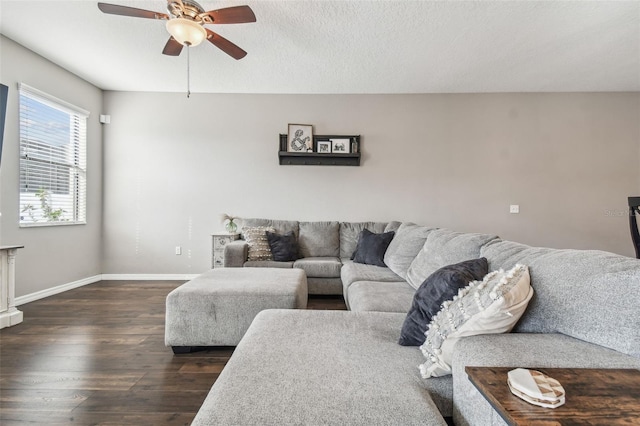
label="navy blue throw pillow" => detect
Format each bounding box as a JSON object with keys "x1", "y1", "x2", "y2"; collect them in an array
[
  {"x1": 398, "y1": 257, "x2": 489, "y2": 346},
  {"x1": 351, "y1": 229, "x2": 395, "y2": 267},
  {"x1": 266, "y1": 231, "x2": 298, "y2": 262}
]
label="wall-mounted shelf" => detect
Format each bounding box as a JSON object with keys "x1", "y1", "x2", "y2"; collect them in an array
[{"x1": 278, "y1": 134, "x2": 361, "y2": 166}]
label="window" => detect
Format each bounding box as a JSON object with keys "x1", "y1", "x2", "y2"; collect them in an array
[{"x1": 19, "y1": 84, "x2": 88, "y2": 226}]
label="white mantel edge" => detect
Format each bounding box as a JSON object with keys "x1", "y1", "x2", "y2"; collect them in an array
[{"x1": 0, "y1": 308, "x2": 23, "y2": 328}]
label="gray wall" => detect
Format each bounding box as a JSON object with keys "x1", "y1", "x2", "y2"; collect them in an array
[
  {"x1": 102, "y1": 91, "x2": 640, "y2": 274},
  {"x1": 0, "y1": 36, "x2": 103, "y2": 297},
  {"x1": 2, "y1": 38, "x2": 637, "y2": 299}
]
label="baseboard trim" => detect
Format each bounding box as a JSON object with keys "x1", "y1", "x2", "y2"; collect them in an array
[
  {"x1": 15, "y1": 274, "x2": 199, "y2": 306},
  {"x1": 101, "y1": 274, "x2": 199, "y2": 281},
  {"x1": 15, "y1": 275, "x2": 103, "y2": 306}
]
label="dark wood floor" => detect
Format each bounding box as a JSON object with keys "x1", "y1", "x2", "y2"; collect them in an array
[{"x1": 0, "y1": 280, "x2": 347, "y2": 425}]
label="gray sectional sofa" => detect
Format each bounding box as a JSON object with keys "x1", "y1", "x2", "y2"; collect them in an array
[
  {"x1": 224, "y1": 218, "x2": 399, "y2": 295},
  {"x1": 193, "y1": 218, "x2": 640, "y2": 425}
]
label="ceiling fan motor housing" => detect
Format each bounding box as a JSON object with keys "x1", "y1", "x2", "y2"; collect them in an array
[{"x1": 167, "y1": 0, "x2": 213, "y2": 24}]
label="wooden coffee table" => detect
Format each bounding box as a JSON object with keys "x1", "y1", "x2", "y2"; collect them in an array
[{"x1": 466, "y1": 367, "x2": 640, "y2": 425}]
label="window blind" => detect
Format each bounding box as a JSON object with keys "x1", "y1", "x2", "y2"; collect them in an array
[{"x1": 19, "y1": 84, "x2": 88, "y2": 226}]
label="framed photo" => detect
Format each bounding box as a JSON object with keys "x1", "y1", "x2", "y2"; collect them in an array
[
  {"x1": 317, "y1": 141, "x2": 331, "y2": 154},
  {"x1": 287, "y1": 124, "x2": 313, "y2": 152},
  {"x1": 331, "y1": 138, "x2": 350, "y2": 154}
]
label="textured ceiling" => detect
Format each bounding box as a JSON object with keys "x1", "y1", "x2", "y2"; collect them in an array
[{"x1": 1, "y1": 0, "x2": 639, "y2": 94}]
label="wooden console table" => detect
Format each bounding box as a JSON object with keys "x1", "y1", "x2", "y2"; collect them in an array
[
  {"x1": 0, "y1": 245, "x2": 24, "y2": 329},
  {"x1": 466, "y1": 366, "x2": 640, "y2": 425}
]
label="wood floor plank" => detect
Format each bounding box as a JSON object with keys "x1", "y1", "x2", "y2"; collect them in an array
[
  {"x1": 131, "y1": 372, "x2": 219, "y2": 391},
  {"x1": 0, "y1": 410, "x2": 196, "y2": 426},
  {"x1": 0, "y1": 280, "x2": 346, "y2": 425},
  {"x1": 14, "y1": 324, "x2": 165, "y2": 335},
  {"x1": 73, "y1": 390, "x2": 206, "y2": 413},
  {"x1": 0, "y1": 335, "x2": 148, "y2": 345},
  {"x1": 0, "y1": 389, "x2": 91, "y2": 411},
  {"x1": 0, "y1": 372, "x2": 143, "y2": 390},
  {"x1": 178, "y1": 362, "x2": 226, "y2": 374}
]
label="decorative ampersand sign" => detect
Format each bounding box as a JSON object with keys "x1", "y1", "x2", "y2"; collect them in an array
[{"x1": 291, "y1": 129, "x2": 310, "y2": 151}]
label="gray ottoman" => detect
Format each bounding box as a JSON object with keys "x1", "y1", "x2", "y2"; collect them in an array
[{"x1": 165, "y1": 268, "x2": 307, "y2": 352}]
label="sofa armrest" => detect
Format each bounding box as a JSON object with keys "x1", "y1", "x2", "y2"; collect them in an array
[{"x1": 224, "y1": 240, "x2": 248, "y2": 267}]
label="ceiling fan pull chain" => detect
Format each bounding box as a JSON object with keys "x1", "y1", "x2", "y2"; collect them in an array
[{"x1": 187, "y1": 44, "x2": 191, "y2": 98}]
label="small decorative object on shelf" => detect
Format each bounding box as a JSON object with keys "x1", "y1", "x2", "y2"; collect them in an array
[
  {"x1": 351, "y1": 137, "x2": 359, "y2": 154},
  {"x1": 278, "y1": 134, "x2": 361, "y2": 166},
  {"x1": 220, "y1": 214, "x2": 239, "y2": 233}
]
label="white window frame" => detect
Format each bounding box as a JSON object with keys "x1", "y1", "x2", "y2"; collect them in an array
[{"x1": 18, "y1": 83, "x2": 89, "y2": 227}]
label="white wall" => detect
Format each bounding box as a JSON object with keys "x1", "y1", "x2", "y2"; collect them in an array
[
  {"x1": 0, "y1": 36, "x2": 103, "y2": 297},
  {"x1": 102, "y1": 91, "x2": 640, "y2": 275}
]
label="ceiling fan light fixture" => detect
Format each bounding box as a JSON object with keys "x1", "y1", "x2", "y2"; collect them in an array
[{"x1": 166, "y1": 18, "x2": 206, "y2": 46}]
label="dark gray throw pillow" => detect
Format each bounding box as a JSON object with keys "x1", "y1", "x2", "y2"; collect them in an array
[
  {"x1": 398, "y1": 257, "x2": 489, "y2": 346},
  {"x1": 266, "y1": 231, "x2": 298, "y2": 262},
  {"x1": 351, "y1": 229, "x2": 395, "y2": 267}
]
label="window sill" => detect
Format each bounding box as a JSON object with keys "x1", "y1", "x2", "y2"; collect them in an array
[{"x1": 19, "y1": 221, "x2": 87, "y2": 228}]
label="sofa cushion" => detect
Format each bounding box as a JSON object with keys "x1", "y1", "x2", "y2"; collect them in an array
[
  {"x1": 293, "y1": 257, "x2": 342, "y2": 278},
  {"x1": 384, "y1": 221, "x2": 402, "y2": 233},
  {"x1": 406, "y1": 229, "x2": 499, "y2": 290},
  {"x1": 306, "y1": 277, "x2": 343, "y2": 296},
  {"x1": 243, "y1": 226, "x2": 275, "y2": 261},
  {"x1": 347, "y1": 281, "x2": 415, "y2": 313},
  {"x1": 298, "y1": 221, "x2": 340, "y2": 258},
  {"x1": 398, "y1": 258, "x2": 489, "y2": 347},
  {"x1": 341, "y1": 261, "x2": 404, "y2": 290},
  {"x1": 383, "y1": 223, "x2": 435, "y2": 280},
  {"x1": 481, "y1": 239, "x2": 640, "y2": 358},
  {"x1": 339, "y1": 221, "x2": 387, "y2": 259},
  {"x1": 244, "y1": 260, "x2": 294, "y2": 268},
  {"x1": 241, "y1": 218, "x2": 299, "y2": 240},
  {"x1": 419, "y1": 264, "x2": 533, "y2": 378},
  {"x1": 191, "y1": 310, "x2": 448, "y2": 426},
  {"x1": 266, "y1": 231, "x2": 298, "y2": 262},
  {"x1": 352, "y1": 229, "x2": 395, "y2": 267}
]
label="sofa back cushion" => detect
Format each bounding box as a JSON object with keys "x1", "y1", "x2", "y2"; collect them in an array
[
  {"x1": 481, "y1": 239, "x2": 640, "y2": 358},
  {"x1": 406, "y1": 229, "x2": 499, "y2": 290},
  {"x1": 298, "y1": 221, "x2": 340, "y2": 258},
  {"x1": 384, "y1": 221, "x2": 402, "y2": 233},
  {"x1": 383, "y1": 223, "x2": 435, "y2": 280},
  {"x1": 241, "y1": 218, "x2": 299, "y2": 240},
  {"x1": 340, "y1": 222, "x2": 388, "y2": 259}
]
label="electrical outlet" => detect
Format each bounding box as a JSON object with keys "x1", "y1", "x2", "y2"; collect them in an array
[
  {"x1": 510, "y1": 205, "x2": 520, "y2": 214},
  {"x1": 175, "y1": 246, "x2": 182, "y2": 255}
]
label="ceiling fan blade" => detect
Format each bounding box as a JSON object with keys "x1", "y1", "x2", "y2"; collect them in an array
[
  {"x1": 98, "y1": 3, "x2": 169, "y2": 20},
  {"x1": 162, "y1": 37, "x2": 183, "y2": 56},
  {"x1": 202, "y1": 5, "x2": 256, "y2": 24},
  {"x1": 205, "y1": 29, "x2": 247, "y2": 60}
]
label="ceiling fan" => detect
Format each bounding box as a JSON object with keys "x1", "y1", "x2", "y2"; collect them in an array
[{"x1": 97, "y1": 0, "x2": 256, "y2": 60}]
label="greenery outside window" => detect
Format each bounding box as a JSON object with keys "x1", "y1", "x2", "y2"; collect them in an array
[{"x1": 19, "y1": 84, "x2": 88, "y2": 226}]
